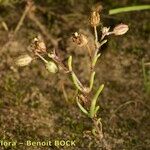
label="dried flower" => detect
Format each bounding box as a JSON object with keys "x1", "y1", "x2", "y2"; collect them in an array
[
  {"x1": 102, "y1": 27, "x2": 110, "y2": 35},
  {"x1": 32, "y1": 37, "x2": 47, "y2": 54},
  {"x1": 91, "y1": 3, "x2": 103, "y2": 12},
  {"x1": 72, "y1": 32, "x2": 88, "y2": 47},
  {"x1": 113, "y1": 24, "x2": 129, "y2": 35},
  {"x1": 15, "y1": 54, "x2": 33, "y2": 67},
  {"x1": 90, "y1": 11, "x2": 100, "y2": 27}
]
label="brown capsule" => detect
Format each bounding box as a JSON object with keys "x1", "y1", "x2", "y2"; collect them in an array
[
  {"x1": 113, "y1": 24, "x2": 129, "y2": 35},
  {"x1": 90, "y1": 11, "x2": 100, "y2": 27},
  {"x1": 72, "y1": 32, "x2": 88, "y2": 47},
  {"x1": 32, "y1": 36, "x2": 47, "y2": 54}
]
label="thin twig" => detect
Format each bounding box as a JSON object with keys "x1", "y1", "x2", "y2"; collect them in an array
[
  {"x1": 94, "y1": 26, "x2": 98, "y2": 48},
  {"x1": 61, "y1": 82, "x2": 69, "y2": 103},
  {"x1": 14, "y1": 1, "x2": 32, "y2": 34},
  {"x1": 28, "y1": 12, "x2": 58, "y2": 48},
  {"x1": 111, "y1": 100, "x2": 136, "y2": 115},
  {"x1": 36, "y1": 53, "x2": 48, "y2": 63}
]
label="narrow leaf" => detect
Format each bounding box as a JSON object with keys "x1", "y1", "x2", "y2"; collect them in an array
[
  {"x1": 92, "y1": 53, "x2": 101, "y2": 68},
  {"x1": 76, "y1": 98, "x2": 88, "y2": 116},
  {"x1": 72, "y1": 72, "x2": 84, "y2": 92},
  {"x1": 68, "y1": 56, "x2": 72, "y2": 71},
  {"x1": 89, "y1": 71, "x2": 96, "y2": 91},
  {"x1": 94, "y1": 106, "x2": 100, "y2": 116},
  {"x1": 90, "y1": 84, "x2": 104, "y2": 118}
]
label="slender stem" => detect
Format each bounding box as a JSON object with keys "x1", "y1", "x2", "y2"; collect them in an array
[
  {"x1": 14, "y1": 2, "x2": 31, "y2": 34},
  {"x1": 85, "y1": 44, "x2": 93, "y2": 73},
  {"x1": 50, "y1": 56, "x2": 69, "y2": 72},
  {"x1": 61, "y1": 82, "x2": 69, "y2": 103},
  {"x1": 36, "y1": 53, "x2": 48, "y2": 63},
  {"x1": 93, "y1": 26, "x2": 100, "y2": 57},
  {"x1": 86, "y1": 44, "x2": 92, "y2": 59},
  {"x1": 94, "y1": 26, "x2": 98, "y2": 48}
]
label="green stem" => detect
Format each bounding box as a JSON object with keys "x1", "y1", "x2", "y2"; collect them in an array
[{"x1": 109, "y1": 5, "x2": 150, "y2": 15}]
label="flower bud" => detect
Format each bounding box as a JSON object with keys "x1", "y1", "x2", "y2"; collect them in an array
[
  {"x1": 113, "y1": 24, "x2": 129, "y2": 35},
  {"x1": 102, "y1": 27, "x2": 110, "y2": 35},
  {"x1": 90, "y1": 11, "x2": 100, "y2": 27},
  {"x1": 15, "y1": 54, "x2": 33, "y2": 67},
  {"x1": 72, "y1": 32, "x2": 88, "y2": 47},
  {"x1": 45, "y1": 61, "x2": 58, "y2": 74}
]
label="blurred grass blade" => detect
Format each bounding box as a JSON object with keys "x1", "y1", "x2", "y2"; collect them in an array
[
  {"x1": 109, "y1": 5, "x2": 150, "y2": 15},
  {"x1": 76, "y1": 98, "x2": 88, "y2": 115},
  {"x1": 90, "y1": 84, "x2": 104, "y2": 118},
  {"x1": 142, "y1": 59, "x2": 147, "y2": 84}
]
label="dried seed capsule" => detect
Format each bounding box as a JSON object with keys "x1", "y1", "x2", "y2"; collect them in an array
[
  {"x1": 15, "y1": 54, "x2": 33, "y2": 67},
  {"x1": 90, "y1": 11, "x2": 100, "y2": 27},
  {"x1": 113, "y1": 24, "x2": 129, "y2": 35},
  {"x1": 72, "y1": 32, "x2": 88, "y2": 47},
  {"x1": 31, "y1": 36, "x2": 47, "y2": 54}
]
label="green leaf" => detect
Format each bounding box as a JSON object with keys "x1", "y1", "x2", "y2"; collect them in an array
[
  {"x1": 67, "y1": 55, "x2": 84, "y2": 92},
  {"x1": 89, "y1": 72, "x2": 95, "y2": 91},
  {"x1": 90, "y1": 84, "x2": 104, "y2": 118},
  {"x1": 94, "y1": 106, "x2": 100, "y2": 116},
  {"x1": 92, "y1": 53, "x2": 101, "y2": 68},
  {"x1": 68, "y1": 56, "x2": 72, "y2": 71},
  {"x1": 72, "y1": 72, "x2": 84, "y2": 92},
  {"x1": 76, "y1": 98, "x2": 88, "y2": 116}
]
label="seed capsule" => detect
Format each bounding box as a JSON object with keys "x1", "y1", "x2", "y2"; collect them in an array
[
  {"x1": 113, "y1": 24, "x2": 129, "y2": 35},
  {"x1": 15, "y1": 54, "x2": 33, "y2": 67},
  {"x1": 31, "y1": 36, "x2": 47, "y2": 54},
  {"x1": 72, "y1": 32, "x2": 88, "y2": 47},
  {"x1": 45, "y1": 61, "x2": 58, "y2": 74},
  {"x1": 90, "y1": 11, "x2": 100, "y2": 27}
]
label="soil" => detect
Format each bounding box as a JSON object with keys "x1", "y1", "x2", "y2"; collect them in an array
[{"x1": 0, "y1": 0, "x2": 150, "y2": 150}]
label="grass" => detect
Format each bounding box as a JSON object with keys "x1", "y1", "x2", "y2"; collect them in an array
[{"x1": 109, "y1": 5, "x2": 150, "y2": 15}]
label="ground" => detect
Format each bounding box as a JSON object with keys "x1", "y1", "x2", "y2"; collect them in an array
[{"x1": 0, "y1": 0, "x2": 150, "y2": 150}]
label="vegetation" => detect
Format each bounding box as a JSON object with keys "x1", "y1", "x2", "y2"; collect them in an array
[{"x1": 0, "y1": 0, "x2": 149, "y2": 149}]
